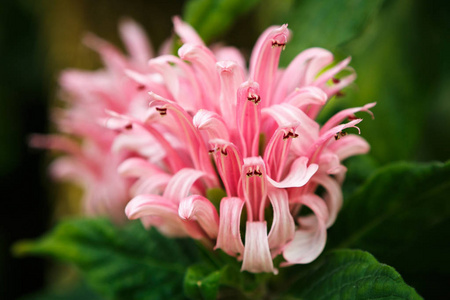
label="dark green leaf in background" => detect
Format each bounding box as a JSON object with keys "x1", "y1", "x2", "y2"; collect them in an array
[
  {"x1": 183, "y1": 0, "x2": 261, "y2": 43},
  {"x1": 328, "y1": 160, "x2": 450, "y2": 297},
  {"x1": 15, "y1": 218, "x2": 200, "y2": 300},
  {"x1": 280, "y1": 250, "x2": 421, "y2": 300}
]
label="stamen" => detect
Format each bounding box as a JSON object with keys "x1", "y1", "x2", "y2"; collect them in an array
[
  {"x1": 271, "y1": 39, "x2": 286, "y2": 50},
  {"x1": 282, "y1": 130, "x2": 299, "y2": 140},
  {"x1": 220, "y1": 148, "x2": 228, "y2": 156},
  {"x1": 247, "y1": 93, "x2": 261, "y2": 105},
  {"x1": 246, "y1": 168, "x2": 253, "y2": 177},
  {"x1": 347, "y1": 114, "x2": 358, "y2": 121},
  {"x1": 155, "y1": 107, "x2": 167, "y2": 116},
  {"x1": 332, "y1": 78, "x2": 340, "y2": 84},
  {"x1": 253, "y1": 169, "x2": 262, "y2": 177},
  {"x1": 125, "y1": 124, "x2": 133, "y2": 130},
  {"x1": 334, "y1": 131, "x2": 348, "y2": 140},
  {"x1": 137, "y1": 84, "x2": 146, "y2": 91},
  {"x1": 336, "y1": 91, "x2": 345, "y2": 98}
]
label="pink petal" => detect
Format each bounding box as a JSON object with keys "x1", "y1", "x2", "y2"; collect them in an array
[
  {"x1": 282, "y1": 194, "x2": 328, "y2": 265},
  {"x1": 215, "y1": 197, "x2": 245, "y2": 258},
  {"x1": 149, "y1": 55, "x2": 202, "y2": 112},
  {"x1": 125, "y1": 194, "x2": 204, "y2": 238},
  {"x1": 163, "y1": 168, "x2": 206, "y2": 204},
  {"x1": 273, "y1": 47, "x2": 334, "y2": 102},
  {"x1": 236, "y1": 81, "x2": 262, "y2": 157},
  {"x1": 241, "y1": 221, "x2": 275, "y2": 273},
  {"x1": 193, "y1": 109, "x2": 230, "y2": 141},
  {"x1": 314, "y1": 57, "x2": 352, "y2": 86},
  {"x1": 210, "y1": 139, "x2": 243, "y2": 197},
  {"x1": 264, "y1": 125, "x2": 299, "y2": 181},
  {"x1": 130, "y1": 175, "x2": 171, "y2": 197},
  {"x1": 213, "y1": 46, "x2": 247, "y2": 71},
  {"x1": 119, "y1": 18, "x2": 153, "y2": 64},
  {"x1": 307, "y1": 119, "x2": 363, "y2": 162},
  {"x1": 117, "y1": 157, "x2": 162, "y2": 178},
  {"x1": 267, "y1": 157, "x2": 318, "y2": 188},
  {"x1": 178, "y1": 44, "x2": 219, "y2": 111},
  {"x1": 267, "y1": 188, "x2": 295, "y2": 253},
  {"x1": 240, "y1": 157, "x2": 268, "y2": 222},
  {"x1": 249, "y1": 24, "x2": 290, "y2": 106},
  {"x1": 149, "y1": 93, "x2": 218, "y2": 184},
  {"x1": 285, "y1": 87, "x2": 328, "y2": 111},
  {"x1": 312, "y1": 174, "x2": 343, "y2": 227},
  {"x1": 328, "y1": 134, "x2": 370, "y2": 160},
  {"x1": 172, "y1": 16, "x2": 205, "y2": 46},
  {"x1": 179, "y1": 195, "x2": 219, "y2": 239},
  {"x1": 320, "y1": 102, "x2": 376, "y2": 135},
  {"x1": 216, "y1": 61, "x2": 245, "y2": 123}
]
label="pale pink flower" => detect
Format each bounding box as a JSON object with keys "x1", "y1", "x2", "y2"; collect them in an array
[
  {"x1": 117, "y1": 19, "x2": 375, "y2": 273},
  {"x1": 32, "y1": 19, "x2": 164, "y2": 221}
]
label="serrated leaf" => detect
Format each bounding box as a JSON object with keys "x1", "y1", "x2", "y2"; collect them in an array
[
  {"x1": 183, "y1": 0, "x2": 260, "y2": 43},
  {"x1": 15, "y1": 218, "x2": 200, "y2": 300},
  {"x1": 280, "y1": 0, "x2": 384, "y2": 65},
  {"x1": 281, "y1": 249, "x2": 421, "y2": 300},
  {"x1": 184, "y1": 264, "x2": 224, "y2": 300}
]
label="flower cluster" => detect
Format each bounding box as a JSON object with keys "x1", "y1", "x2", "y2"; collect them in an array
[{"x1": 36, "y1": 17, "x2": 374, "y2": 273}]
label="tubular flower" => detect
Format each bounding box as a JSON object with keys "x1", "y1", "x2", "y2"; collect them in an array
[
  {"x1": 38, "y1": 17, "x2": 375, "y2": 272},
  {"x1": 119, "y1": 18, "x2": 375, "y2": 273}
]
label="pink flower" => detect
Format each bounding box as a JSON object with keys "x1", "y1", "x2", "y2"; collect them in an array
[
  {"x1": 37, "y1": 17, "x2": 374, "y2": 272},
  {"x1": 118, "y1": 19, "x2": 375, "y2": 273}
]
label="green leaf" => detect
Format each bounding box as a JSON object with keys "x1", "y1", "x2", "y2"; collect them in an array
[
  {"x1": 280, "y1": 0, "x2": 385, "y2": 65},
  {"x1": 328, "y1": 161, "x2": 450, "y2": 294},
  {"x1": 14, "y1": 218, "x2": 200, "y2": 300},
  {"x1": 184, "y1": 264, "x2": 224, "y2": 300},
  {"x1": 183, "y1": 0, "x2": 261, "y2": 43},
  {"x1": 281, "y1": 249, "x2": 421, "y2": 299}
]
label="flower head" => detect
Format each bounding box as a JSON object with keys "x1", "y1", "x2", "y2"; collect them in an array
[{"x1": 39, "y1": 17, "x2": 374, "y2": 272}]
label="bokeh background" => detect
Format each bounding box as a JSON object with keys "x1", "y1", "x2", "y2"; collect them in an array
[{"x1": 1, "y1": 0, "x2": 449, "y2": 299}]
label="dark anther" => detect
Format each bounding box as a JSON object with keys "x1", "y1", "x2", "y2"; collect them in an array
[
  {"x1": 347, "y1": 114, "x2": 358, "y2": 121},
  {"x1": 208, "y1": 149, "x2": 216, "y2": 154},
  {"x1": 332, "y1": 78, "x2": 340, "y2": 84},
  {"x1": 271, "y1": 40, "x2": 286, "y2": 49},
  {"x1": 220, "y1": 148, "x2": 228, "y2": 156},
  {"x1": 137, "y1": 84, "x2": 146, "y2": 91},
  {"x1": 247, "y1": 94, "x2": 261, "y2": 104},
  {"x1": 334, "y1": 131, "x2": 348, "y2": 140},
  {"x1": 246, "y1": 170, "x2": 253, "y2": 177},
  {"x1": 283, "y1": 131, "x2": 299, "y2": 140},
  {"x1": 125, "y1": 124, "x2": 133, "y2": 130},
  {"x1": 253, "y1": 170, "x2": 263, "y2": 177},
  {"x1": 155, "y1": 107, "x2": 167, "y2": 116},
  {"x1": 336, "y1": 91, "x2": 345, "y2": 98}
]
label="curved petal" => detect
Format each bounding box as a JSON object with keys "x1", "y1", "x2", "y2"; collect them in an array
[
  {"x1": 285, "y1": 87, "x2": 328, "y2": 111},
  {"x1": 241, "y1": 157, "x2": 268, "y2": 222},
  {"x1": 267, "y1": 188, "x2": 295, "y2": 253},
  {"x1": 125, "y1": 194, "x2": 204, "y2": 239},
  {"x1": 210, "y1": 139, "x2": 243, "y2": 197},
  {"x1": 172, "y1": 16, "x2": 205, "y2": 46},
  {"x1": 215, "y1": 197, "x2": 245, "y2": 258},
  {"x1": 119, "y1": 18, "x2": 153, "y2": 64},
  {"x1": 236, "y1": 81, "x2": 261, "y2": 157},
  {"x1": 163, "y1": 168, "x2": 206, "y2": 203},
  {"x1": 282, "y1": 194, "x2": 328, "y2": 265},
  {"x1": 320, "y1": 102, "x2": 376, "y2": 135},
  {"x1": 312, "y1": 174, "x2": 343, "y2": 227},
  {"x1": 241, "y1": 221, "x2": 275, "y2": 273},
  {"x1": 130, "y1": 175, "x2": 171, "y2": 197},
  {"x1": 327, "y1": 134, "x2": 370, "y2": 160},
  {"x1": 216, "y1": 61, "x2": 245, "y2": 123},
  {"x1": 179, "y1": 195, "x2": 219, "y2": 239},
  {"x1": 193, "y1": 109, "x2": 230, "y2": 141},
  {"x1": 179, "y1": 44, "x2": 219, "y2": 110},
  {"x1": 249, "y1": 24, "x2": 290, "y2": 106},
  {"x1": 118, "y1": 157, "x2": 162, "y2": 178},
  {"x1": 273, "y1": 47, "x2": 333, "y2": 102},
  {"x1": 267, "y1": 157, "x2": 318, "y2": 188}
]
